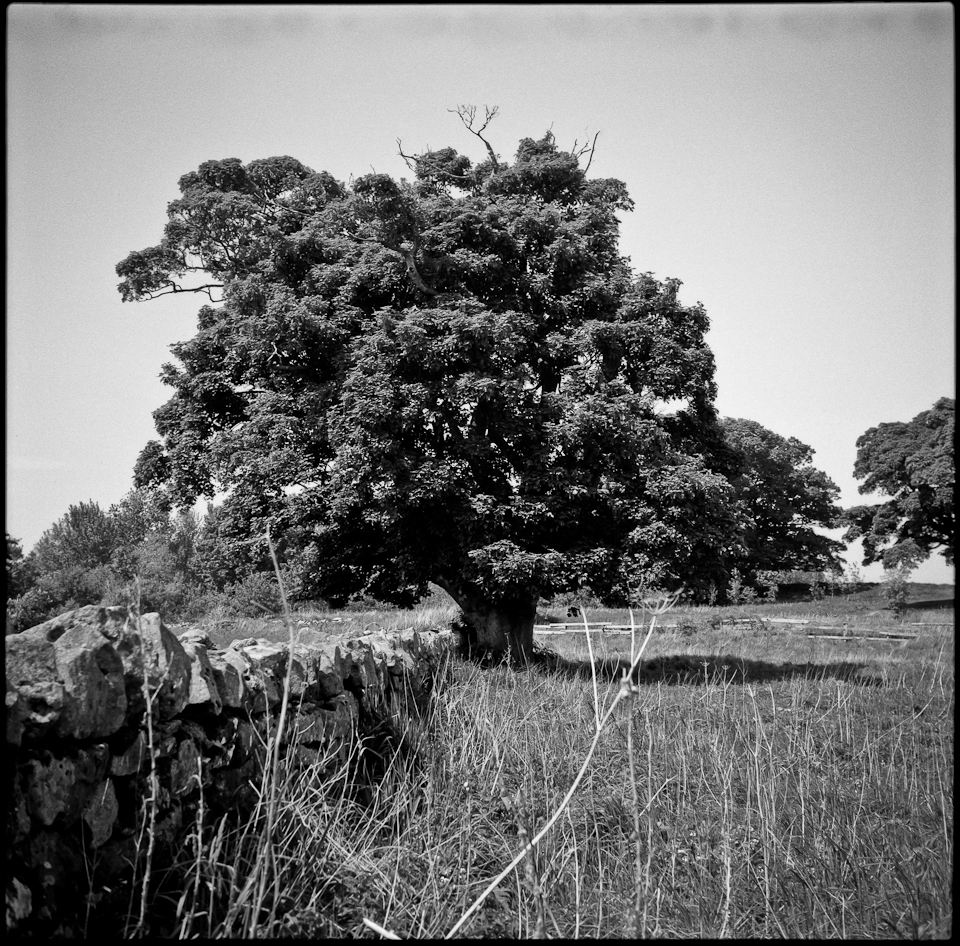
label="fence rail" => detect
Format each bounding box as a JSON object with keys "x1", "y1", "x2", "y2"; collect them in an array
[{"x1": 533, "y1": 621, "x2": 925, "y2": 641}]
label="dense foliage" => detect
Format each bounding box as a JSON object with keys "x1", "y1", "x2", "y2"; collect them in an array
[
  {"x1": 3, "y1": 492, "x2": 286, "y2": 633},
  {"x1": 116, "y1": 116, "x2": 747, "y2": 657},
  {"x1": 720, "y1": 417, "x2": 844, "y2": 581},
  {"x1": 842, "y1": 397, "x2": 954, "y2": 568},
  {"x1": 6, "y1": 533, "x2": 32, "y2": 601}
]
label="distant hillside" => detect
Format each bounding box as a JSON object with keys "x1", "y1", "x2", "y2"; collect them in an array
[{"x1": 774, "y1": 581, "x2": 954, "y2": 609}]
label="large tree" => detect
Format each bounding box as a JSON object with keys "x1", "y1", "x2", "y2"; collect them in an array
[
  {"x1": 118, "y1": 110, "x2": 743, "y2": 660},
  {"x1": 841, "y1": 397, "x2": 954, "y2": 567},
  {"x1": 720, "y1": 418, "x2": 845, "y2": 579}
]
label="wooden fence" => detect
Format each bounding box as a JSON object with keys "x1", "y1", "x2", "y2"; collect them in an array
[{"x1": 532, "y1": 617, "x2": 935, "y2": 643}]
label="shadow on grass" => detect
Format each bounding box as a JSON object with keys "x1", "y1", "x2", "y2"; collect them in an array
[
  {"x1": 531, "y1": 648, "x2": 884, "y2": 687},
  {"x1": 904, "y1": 597, "x2": 954, "y2": 610}
]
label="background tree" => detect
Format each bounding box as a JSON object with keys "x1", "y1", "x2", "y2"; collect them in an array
[
  {"x1": 5, "y1": 489, "x2": 209, "y2": 631},
  {"x1": 118, "y1": 115, "x2": 744, "y2": 660},
  {"x1": 720, "y1": 417, "x2": 845, "y2": 588},
  {"x1": 841, "y1": 397, "x2": 954, "y2": 568},
  {"x1": 5, "y1": 501, "x2": 121, "y2": 630},
  {"x1": 27, "y1": 500, "x2": 121, "y2": 604},
  {"x1": 6, "y1": 533, "x2": 34, "y2": 601}
]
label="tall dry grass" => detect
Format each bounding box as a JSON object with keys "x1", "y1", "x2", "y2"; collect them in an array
[
  {"x1": 87, "y1": 593, "x2": 952, "y2": 938},
  {"x1": 353, "y1": 613, "x2": 952, "y2": 938}
]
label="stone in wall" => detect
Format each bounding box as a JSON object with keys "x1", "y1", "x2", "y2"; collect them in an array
[{"x1": 5, "y1": 605, "x2": 456, "y2": 937}]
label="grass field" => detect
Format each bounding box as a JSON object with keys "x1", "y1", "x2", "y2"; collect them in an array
[
  {"x1": 113, "y1": 584, "x2": 954, "y2": 938},
  {"x1": 176, "y1": 581, "x2": 954, "y2": 652}
]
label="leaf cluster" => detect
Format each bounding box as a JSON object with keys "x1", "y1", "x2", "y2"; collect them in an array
[
  {"x1": 841, "y1": 398, "x2": 954, "y2": 567},
  {"x1": 720, "y1": 417, "x2": 845, "y2": 580}
]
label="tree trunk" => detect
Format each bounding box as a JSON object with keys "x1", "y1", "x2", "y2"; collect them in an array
[{"x1": 434, "y1": 579, "x2": 537, "y2": 665}]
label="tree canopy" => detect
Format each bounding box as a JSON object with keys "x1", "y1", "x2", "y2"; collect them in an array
[
  {"x1": 841, "y1": 397, "x2": 955, "y2": 568},
  {"x1": 720, "y1": 418, "x2": 844, "y2": 580},
  {"x1": 117, "y1": 113, "x2": 745, "y2": 659}
]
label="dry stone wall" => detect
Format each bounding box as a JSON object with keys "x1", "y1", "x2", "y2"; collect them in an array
[{"x1": 5, "y1": 605, "x2": 456, "y2": 937}]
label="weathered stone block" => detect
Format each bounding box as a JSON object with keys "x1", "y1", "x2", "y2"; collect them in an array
[
  {"x1": 6, "y1": 876, "x2": 33, "y2": 931},
  {"x1": 14, "y1": 607, "x2": 192, "y2": 726},
  {"x1": 170, "y1": 739, "x2": 201, "y2": 796},
  {"x1": 22, "y1": 829, "x2": 84, "y2": 923},
  {"x1": 178, "y1": 628, "x2": 215, "y2": 649},
  {"x1": 6, "y1": 680, "x2": 24, "y2": 746},
  {"x1": 292, "y1": 631, "x2": 345, "y2": 697},
  {"x1": 317, "y1": 644, "x2": 345, "y2": 697},
  {"x1": 137, "y1": 613, "x2": 191, "y2": 720},
  {"x1": 293, "y1": 691, "x2": 358, "y2": 747},
  {"x1": 24, "y1": 605, "x2": 126, "y2": 644},
  {"x1": 293, "y1": 744, "x2": 321, "y2": 767},
  {"x1": 232, "y1": 718, "x2": 259, "y2": 765},
  {"x1": 5, "y1": 630, "x2": 67, "y2": 740},
  {"x1": 237, "y1": 640, "x2": 287, "y2": 710},
  {"x1": 81, "y1": 778, "x2": 118, "y2": 848},
  {"x1": 239, "y1": 639, "x2": 289, "y2": 676},
  {"x1": 21, "y1": 744, "x2": 110, "y2": 831},
  {"x1": 8, "y1": 769, "x2": 33, "y2": 845},
  {"x1": 217, "y1": 645, "x2": 279, "y2": 712},
  {"x1": 339, "y1": 640, "x2": 381, "y2": 709},
  {"x1": 152, "y1": 801, "x2": 183, "y2": 847},
  {"x1": 23, "y1": 753, "x2": 75, "y2": 826},
  {"x1": 52, "y1": 624, "x2": 127, "y2": 739},
  {"x1": 180, "y1": 638, "x2": 223, "y2": 715},
  {"x1": 74, "y1": 743, "x2": 110, "y2": 787},
  {"x1": 109, "y1": 731, "x2": 146, "y2": 776},
  {"x1": 207, "y1": 651, "x2": 249, "y2": 709}
]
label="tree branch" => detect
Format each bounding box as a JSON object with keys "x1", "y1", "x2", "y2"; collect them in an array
[
  {"x1": 141, "y1": 283, "x2": 225, "y2": 302},
  {"x1": 583, "y1": 132, "x2": 600, "y2": 175},
  {"x1": 398, "y1": 239, "x2": 439, "y2": 296},
  {"x1": 397, "y1": 139, "x2": 418, "y2": 173},
  {"x1": 451, "y1": 104, "x2": 500, "y2": 171},
  {"x1": 354, "y1": 232, "x2": 439, "y2": 297}
]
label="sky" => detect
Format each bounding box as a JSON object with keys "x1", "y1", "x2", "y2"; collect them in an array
[{"x1": 7, "y1": 3, "x2": 955, "y2": 584}]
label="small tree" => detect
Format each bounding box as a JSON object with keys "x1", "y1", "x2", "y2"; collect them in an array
[
  {"x1": 879, "y1": 540, "x2": 924, "y2": 618},
  {"x1": 842, "y1": 562, "x2": 864, "y2": 595},
  {"x1": 726, "y1": 568, "x2": 745, "y2": 605},
  {"x1": 29, "y1": 501, "x2": 120, "y2": 577},
  {"x1": 755, "y1": 569, "x2": 779, "y2": 604}
]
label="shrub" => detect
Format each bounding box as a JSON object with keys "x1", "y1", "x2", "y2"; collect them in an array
[
  {"x1": 6, "y1": 585, "x2": 62, "y2": 632},
  {"x1": 218, "y1": 571, "x2": 285, "y2": 617},
  {"x1": 755, "y1": 569, "x2": 779, "y2": 604},
  {"x1": 726, "y1": 568, "x2": 745, "y2": 605}
]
